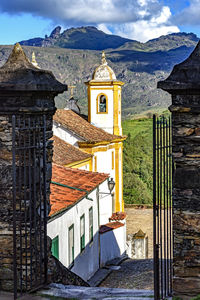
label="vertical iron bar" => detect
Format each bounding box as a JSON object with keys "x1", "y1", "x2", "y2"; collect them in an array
[
  {"x1": 33, "y1": 117, "x2": 37, "y2": 287},
  {"x1": 17, "y1": 116, "x2": 23, "y2": 295},
  {"x1": 159, "y1": 117, "x2": 163, "y2": 299},
  {"x1": 23, "y1": 117, "x2": 28, "y2": 291},
  {"x1": 169, "y1": 115, "x2": 173, "y2": 295},
  {"x1": 156, "y1": 117, "x2": 160, "y2": 299},
  {"x1": 43, "y1": 115, "x2": 48, "y2": 283},
  {"x1": 12, "y1": 115, "x2": 17, "y2": 300},
  {"x1": 166, "y1": 118, "x2": 170, "y2": 296},
  {"x1": 28, "y1": 117, "x2": 33, "y2": 289},
  {"x1": 38, "y1": 117, "x2": 43, "y2": 284},
  {"x1": 153, "y1": 115, "x2": 159, "y2": 300},
  {"x1": 163, "y1": 117, "x2": 167, "y2": 298}
]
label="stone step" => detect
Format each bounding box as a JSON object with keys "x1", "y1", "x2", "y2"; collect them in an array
[{"x1": 40, "y1": 283, "x2": 154, "y2": 299}]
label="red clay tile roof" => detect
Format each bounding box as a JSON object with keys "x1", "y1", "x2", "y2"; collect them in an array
[
  {"x1": 99, "y1": 222, "x2": 124, "y2": 234},
  {"x1": 54, "y1": 109, "x2": 124, "y2": 143},
  {"x1": 52, "y1": 136, "x2": 92, "y2": 166},
  {"x1": 50, "y1": 164, "x2": 109, "y2": 217},
  {"x1": 109, "y1": 212, "x2": 126, "y2": 221}
]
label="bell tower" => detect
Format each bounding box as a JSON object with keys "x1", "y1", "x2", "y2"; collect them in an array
[{"x1": 85, "y1": 51, "x2": 124, "y2": 136}]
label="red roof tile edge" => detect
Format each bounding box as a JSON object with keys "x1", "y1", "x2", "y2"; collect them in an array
[
  {"x1": 109, "y1": 212, "x2": 126, "y2": 221},
  {"x1": 49, "y1": 164, "x2": 109, "y2": 218},
  {"x1": 99, "y1": 221, "x2": 124, "y2": 234}
]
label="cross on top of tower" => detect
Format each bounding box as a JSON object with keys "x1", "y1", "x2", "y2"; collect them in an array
[{"x1": 68, "y1": 85, "x2": 76, "y2": 98}]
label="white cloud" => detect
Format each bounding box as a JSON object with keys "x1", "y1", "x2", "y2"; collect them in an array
[
  {"x1": 100, "y1": 6, "x2": 180, "y2": 42},
  {"x1": 0, "y1": 0, "x2": 180, "y2": 42},
  {"x1": 175, "y1": 0, "x2": 200, "y2": 26},
  {"x1": 97, "y1": 24, "x2": 112, "y2": 35},
  {"x1": 0, "y1": 0, "x2": 170, "y2": 24}
]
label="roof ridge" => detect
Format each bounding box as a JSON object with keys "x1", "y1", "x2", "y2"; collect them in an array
[
  {"x1": 52, "y1": 163, "x2": 109, "y2": 177},
  {"x1": 54, "y1": 109, "x2": 125, "y2": 143}
]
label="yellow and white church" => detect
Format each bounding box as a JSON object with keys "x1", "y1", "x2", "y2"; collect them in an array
[
  {"x1": 46, "y1": 51, "x2": 127, "y2": 281},
  {"x1": 53, "y1": 51, "x2": 126, "y2": 213}
]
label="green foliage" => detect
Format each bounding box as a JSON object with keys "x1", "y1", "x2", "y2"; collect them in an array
[
  {"x1": 122, "y1": 118, "x2": 153, "y2": 204},
  {"x1": 192, "y1": 296, "x2": 200, "y2": 300}
]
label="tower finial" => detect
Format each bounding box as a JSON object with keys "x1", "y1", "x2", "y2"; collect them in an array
[
  {"x1": 101, "y1": 51, "x2": 107, "y2": 65},
  {"x1": 31, "y1": 52, "x2": 39, "y2": 68},
  {"x1": 68, "y1": 85, "x2": 76, "y2": 98}
]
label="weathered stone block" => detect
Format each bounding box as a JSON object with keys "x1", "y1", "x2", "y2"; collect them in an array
[
  {"x1": 174, "y1": 167, "x2": 200, "y2": 188},
  {"x1": 173, "y1": 277, "x2": 200, "y2": 296}
]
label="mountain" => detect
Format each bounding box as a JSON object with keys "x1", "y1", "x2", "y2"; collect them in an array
[
  {"x1": 0, "y1": 27, "x2": 198, "y2": 118},
  {"x1": 20, "y1": 26, "x2": 134, "y2": 50}
]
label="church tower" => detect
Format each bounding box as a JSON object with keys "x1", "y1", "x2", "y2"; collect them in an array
[{"x1": 85, "y1": 51, "x2": 124, "y2": 136}]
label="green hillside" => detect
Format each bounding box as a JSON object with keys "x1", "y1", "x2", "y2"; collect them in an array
[{"x1": 122, "y1": 117, "x2": 153, "y2": 205}]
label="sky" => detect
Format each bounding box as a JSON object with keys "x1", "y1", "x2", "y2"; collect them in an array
[{"x1": 0, "y1": 0, "x2": 200, "y2": 44}]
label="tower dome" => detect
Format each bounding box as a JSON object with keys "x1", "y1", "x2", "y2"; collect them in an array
[{"x1": 92, "y1": 51, "x2": 116, "y2": 81}]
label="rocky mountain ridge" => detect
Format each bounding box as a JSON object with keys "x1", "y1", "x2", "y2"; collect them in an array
[
  {"x1": 0, "y1": 26, "x2": 198, "y2": 117},
  {"x1": 20, "y1": 26, "x2": 133, "y2": 50}
]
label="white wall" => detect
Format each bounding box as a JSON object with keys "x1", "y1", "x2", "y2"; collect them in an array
[
  {"x1": 53, "y1": 122, "x2": 83, "y2": 146},
  {"x1": 77, "y1": 163, "x2": 90, "y2": 171},
  {"x1": 48, "y1": 181, "x2": 113, "y2": 281},
  {"x1": 99, "y1": 180, "x2": 113, "y2": 225},
  {"x1": 47, "y1": 189, "x2": 99, "y2": 281},
  {"x1": 100, "y1": 223, "x2": 126, "y2": 266},
  {"x1": 93, "y1": 145, "x2": 115, "y2": 177},
  {"x1": 119, "y1": 145, "x2": 122, "y2": 211},
  {"x1": 118, "y1": 89, "x2": 122, "y2": 136}
]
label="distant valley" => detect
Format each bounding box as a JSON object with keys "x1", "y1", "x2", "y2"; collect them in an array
[{"x1": 0, "y1": 26, "x2": 198, "y2": 118}]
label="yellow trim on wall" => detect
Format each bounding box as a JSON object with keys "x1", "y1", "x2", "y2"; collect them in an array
[
  {"x1": 113, "y1": 85, "x2": 119, "y2": 135},
  {"x1": 112, "y1": 151, "x2": 114, "y2": 170},
  {"x1": 88, "y1": 86, "x2": 91, "y2": 123},
  {"x1": 94, "y1": 156, "x2": 97, "y2": 172},
  {"x1": 78, "y1": 138, "x2": 126, "y2": 149},
  {"x1": 89, "y1": 158, "x2": 93, "y2": 171},
  {"x1": 90, "y1": 87, "x2": 114, "y2": 90},
  {"x1": 115, "y1": 143, "x2": 120, "y2": 212},
  {"x1": 96, "y1": 93, "x2": 108, "y2": 114},
  {"x1": 85, "y1": 80, "x2": 124, "y2": 86},
  {"x1": 121, "y1": 143, "x2": 124, "y2": 212},
  {"x1": 64, "y1": 157, "x2": 92, "y2": 169}
]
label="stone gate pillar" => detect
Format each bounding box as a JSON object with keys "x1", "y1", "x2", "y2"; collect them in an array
[
  {"x1": 0, "y1": 44, "x2": 67, "y2": 292},
  {"x1": 158, "y1": 42, "x2": 200, "y2": 298}
]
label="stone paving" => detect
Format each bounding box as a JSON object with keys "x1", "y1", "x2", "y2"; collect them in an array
[
  {"x1": 40, "y1": 283, "x2": 154, "y2": 299},
  {"x1": 100, "y1": 258, "x2": 154, "y2": 290}
]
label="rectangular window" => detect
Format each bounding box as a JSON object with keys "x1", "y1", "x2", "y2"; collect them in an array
[
  {"x1": 112, "y1": 151, "x2": 114, "y2": 170},
  {"x1": 68, "y1": 224, "x2": 74, "y2": 266},
  {"x1": 80, "y1": 214, "x2": 85, "y2": 252},
  {"x1": 51, "y1": 235, "x2": 59, "y2": 260},
  {"x1": 89, "y1": 207, "x2": 93, "y2": 242}
]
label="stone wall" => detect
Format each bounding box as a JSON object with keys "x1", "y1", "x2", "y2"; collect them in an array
[
  {"x1": 171, "y1": 105, "x2": 200, "y2": 297},
  {"x1": 0, "y1": 102, "x2": 56, "y2": 291},
  {"x1": 0, "y1": 44, "x2": 90, "y2": 295},
  {"x1": 0, "y1": 115, "x2": 14, "y2": 291},
  {"x1": 158, "y1": 41, "x2": 200, "y2": 298}
]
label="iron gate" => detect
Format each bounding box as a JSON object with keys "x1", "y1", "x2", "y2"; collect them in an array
[
  {"x1": 153, "y1": 115, "x2": 173, "y2": 300},
  {"x1": 12, "y1": 114, "x2": 48, "y2": 299}
]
